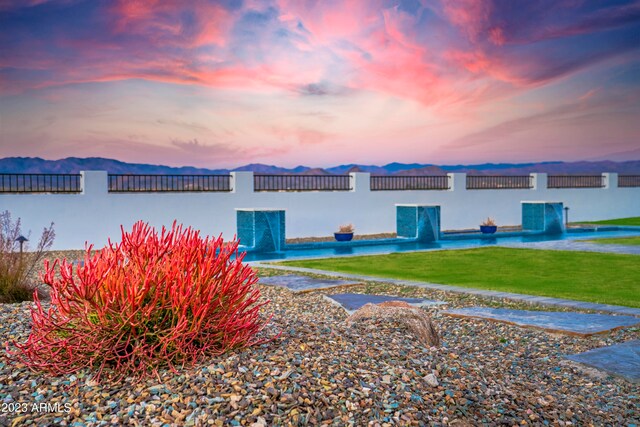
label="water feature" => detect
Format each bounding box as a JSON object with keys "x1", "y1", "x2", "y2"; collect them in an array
[
  {"x1": 240, "y1": 227, "x2": 640, "y2": 262},
  {"x1": 522, "y1": 201, "x2": 565, "y2": 233},
  {"x1": 236, "y1": 208, "x2": 285, "y2": 252},
  {"x1": 237, "y1": 203, "x2": 639, "y2": 262},
  {"x1": 396, "y1": 204, "x2": 440, "y2": 242},
  {"x1": 545, "y1": 202, "x2": 565, "y2": 234}
]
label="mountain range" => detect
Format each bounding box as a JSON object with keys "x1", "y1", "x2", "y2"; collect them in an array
[{"x1": 1, "y1": 157, "x2": 639, "y2": 176}]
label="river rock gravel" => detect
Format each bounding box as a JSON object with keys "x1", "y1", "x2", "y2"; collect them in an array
[{"x1": 2, "y1": 262, "x2": 639, "y2": 426}]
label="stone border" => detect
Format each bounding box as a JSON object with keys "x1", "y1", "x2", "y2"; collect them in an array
[{"x1": 442, "y1": 308, "x2": 640, "y2": 337}]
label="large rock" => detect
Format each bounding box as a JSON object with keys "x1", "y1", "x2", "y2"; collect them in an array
[{"x1": 347, "y1": 301, "x2": 440, "y2": 347}]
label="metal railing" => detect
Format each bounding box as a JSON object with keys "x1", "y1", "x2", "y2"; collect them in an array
[
  {"x1": 618, "y1": 175, "x2": 640, "y2": 187},
  {"x1": 370, "y1": 175, "x2": 450, "y2": 191},
  {"x1": 108, "y1": 174, "x2": 231, "y2": 192},
  {"x1": 466, "y1": 175, "x2": 532, "y2": 190},
  {"x1": 0, "y1": 173, "x2": 81, "y2": 193},
  {"x1": 254, "y1": 174, "x2": 352, "y2": 191},
  {"x1": 547, "y1": 175, "x2": 604, "y2": 189}
]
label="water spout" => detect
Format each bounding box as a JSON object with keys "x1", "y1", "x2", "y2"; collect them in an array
[{"x1": 545, "y1": 202, "x2": 565, "y2": 234}]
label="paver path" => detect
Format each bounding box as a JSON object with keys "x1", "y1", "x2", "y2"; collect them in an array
[
  {"x1": 443, "y1": 307, "x2": 640, "y2": 336},
  {"x1": 567, "y1": 340, "x2": 640, "y2": 383}
]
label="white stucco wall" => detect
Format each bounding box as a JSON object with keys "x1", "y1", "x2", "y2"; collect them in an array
[{"x1": 1, "y1": 171, "x2": 638, "y2": 250}]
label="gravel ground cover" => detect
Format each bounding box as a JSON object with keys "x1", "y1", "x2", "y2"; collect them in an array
[{"x1": 2, "y1": 254, "x2": 639, "y2": 426}]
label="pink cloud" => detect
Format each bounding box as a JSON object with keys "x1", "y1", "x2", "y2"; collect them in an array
[
  {"x1": 488, "y1": 26, "x2": 506, "y2": 46},
  {"x1": 275, "y1": 0, "x2": 386, "y2": 44},
  {"x1": 272, "y1": 1, "x2": 459, "y2": 107},
  {"x1": 439, "y1": 0, "x2": 493, "y2": 43},
  {"x1": 2, "y1": 0, "x2": 638, "y2": 117},
  {"x1": 107, "y1": 0, "x2": 233, "y2": 49}
]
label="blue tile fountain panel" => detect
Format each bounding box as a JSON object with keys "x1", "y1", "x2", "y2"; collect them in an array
[
  {"x1": 566, "y1": 340, "x2": 639, "y2": 383},
  {"x1": 522, "y1": 203, "x2": 544, "y2": 231},
  {"x1": 443, "y1": 307, "x2": 640, "y2": 336},
  {"x1": 258, "y1": 275, "x2": 361, "y2": 293},
  {"x1": 237, "y1": 209, "x2": 285, "y2": 252},
  {"x1": 396, "y1": 206, "x2": 417, "y2": 238},
  {"x1": 237, "y1": 210, "x2": 256, "y2": 248},
  {"x1": 396, "y1": 205, "x2": 440, "y2": 242},
  {"x1": 522, "y1": 202, "x2": 565, "y2": 233},
  {"x1": 326, "y1": 293, "x2": 446, "y2": 314}
]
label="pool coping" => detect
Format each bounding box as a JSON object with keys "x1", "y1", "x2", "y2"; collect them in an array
[{"x1": 252, "y1": 263, "x2": 640, "y2": 317}]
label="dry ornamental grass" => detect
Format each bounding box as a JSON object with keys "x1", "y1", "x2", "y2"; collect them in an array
[{"x1": 348, "y1": 301, "x2": 441, "y2": 347}]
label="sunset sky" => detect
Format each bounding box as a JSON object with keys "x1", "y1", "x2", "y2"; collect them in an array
[{"x1": 1, "y1": 0, "x2": 639, "y2": 168}]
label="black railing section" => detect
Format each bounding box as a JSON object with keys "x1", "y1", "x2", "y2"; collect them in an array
[
  {"x1": 108, "y1": 175, "x2": 231, "y2": 192},
  {"x1": 547, "y1": 175, "x2": 604, "y2": 189},
  {"x1": 0, "y1": 174, "x2": 81, "y2": 193},
  {"x1": 371, "y1": 175, "x2": 450, "y2": 191},
  {"x1": 254, "y1": 174, "x2": 352, "y2": 191},
  {"x1": 618, "y1": 175, "x2": 640, "y2": 187},
  {"x1": 466, "y1": 175, "x2": 532, "y2": 190}
]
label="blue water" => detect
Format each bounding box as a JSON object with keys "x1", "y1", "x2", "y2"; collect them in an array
[{"x1": 240, "y1": 227, "x2": 640, "y2": 262}]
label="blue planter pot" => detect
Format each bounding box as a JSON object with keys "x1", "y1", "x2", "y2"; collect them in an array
[
  {"x1": 334, "y1": 232, "x2": 354, "y2": 242},
  {"x1": 480, "y1": 225, "x2": 497, "y2": 234}
]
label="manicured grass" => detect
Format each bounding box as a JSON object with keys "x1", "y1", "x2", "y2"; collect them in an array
[
  {"x1": 578, "y1": 217, "x2": 640, "y2": 226},
  {"x1": 587, "y1": 236, "x2": 640, "y2": 246},
  {"x1": 280, "y1": 247, "x2": 640, "y2": 308}
]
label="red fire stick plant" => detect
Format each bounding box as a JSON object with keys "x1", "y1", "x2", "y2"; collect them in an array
[{"x1": 8, "y1": 221, "x2": 274, "y2": 381}]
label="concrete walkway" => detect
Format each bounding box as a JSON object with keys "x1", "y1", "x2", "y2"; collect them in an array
[
  {"x1": 500, "y1": 239, "x2": 640, "y2": 255},
  {"x1": 252, "y1": 263, "x2": 640, "y2": 317}
]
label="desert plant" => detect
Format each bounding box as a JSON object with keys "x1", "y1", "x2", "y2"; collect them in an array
[
  {"x1": 0, "y1": 211, "x2": 55, "y2": 303},
  {"x1": 8, "y1": 221, "x2": 273, "y2": 380},
  {"x1": 337, "y1": 223, "x2": 354, "y2": 233},
  {"x1": 347, "y1": 301, "x2": 440, "y2": 347},
  {"x1": 481, "y1": 217, "x2": 496, "y2": 227}
]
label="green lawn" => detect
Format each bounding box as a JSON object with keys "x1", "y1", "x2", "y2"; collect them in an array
[
  {"x1": 280, "y1": 247, "x2": 640, "y2": 308},
  {"x1": 578, "y1": 217, "x2": 640, "y2": 226},
  {"x1": 587, "y1": 236, "x2": 640, "y2": 246}
]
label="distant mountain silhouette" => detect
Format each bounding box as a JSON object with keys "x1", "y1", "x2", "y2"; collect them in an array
[
  {"x1": 439, "y1": 161, "x2": 561, "y2": 172},
  {"x1": 1, "y1": 157, "x2": 639, "y2": 175},
  {"x1": 231, "y1": 163, "x2": 291, "y2": 174},
  {"x1": 0, "y1": 157, "x2": 228, "y2": 174},
  {"x1": 394, "y1": 166, "x2": 447, "y2": 176},
  {"x1": 325, "y1": 164, "x2": 390, "y2": 174},
  {"x1": 300, "y1": 167, "x2": 332, "y2": 175},
  {"x1": 384, "y1": 162, "x2": 433, "y2": 173},
  {"x1": 446, "y1": 161, "x2": 640, "y2": 175}
]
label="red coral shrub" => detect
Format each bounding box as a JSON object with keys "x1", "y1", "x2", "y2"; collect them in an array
[{"x1": 8, "y1": 221, "x2": 272, "y2": 380}]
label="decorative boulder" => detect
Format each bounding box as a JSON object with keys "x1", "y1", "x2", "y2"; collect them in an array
[{"x1": 347, "y1": 301, "x2": 440, "y2": 347}]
